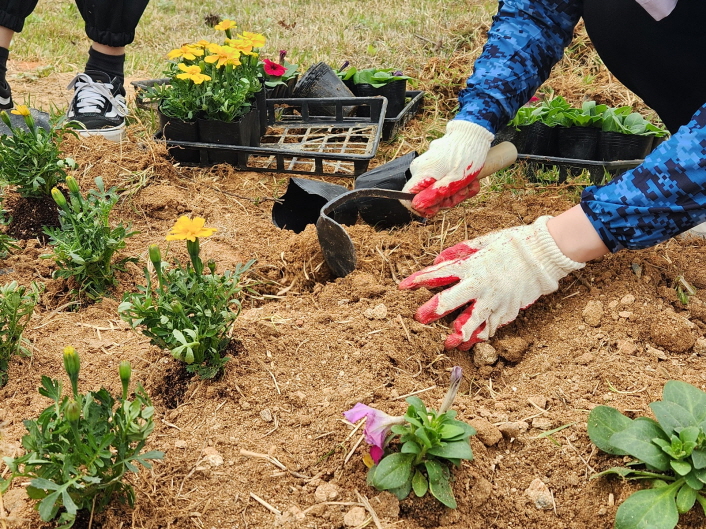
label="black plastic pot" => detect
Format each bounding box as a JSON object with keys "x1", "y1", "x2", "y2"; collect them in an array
[
  {"x1": 272, "y1": 177, "x2": 358, "y2": 233},
  {"x1": 353, "y1": 151, "x2": 422, "y2": 229},
  {"x1": 197, "y1": 108, "x2": 258, "y2": 165},
  {"x1": 354, "y1": 79, "x2": 407, "y2": 118},
  {"x1": 254, "y1": 88, "x2": 268, "y2": 138},
  {"x1": 597, "y1": 131, "x2": 653, "y2": 161},
  {"x1": 556, "y1": 126, "x2": 599, "y2": 160},
  {"x1": 158, "y1": 108, "x2": 200, "y2": 163},
  {"x1": 292, "y1": 62, "x2": 357, "y2": 116},
  {"x1": 491, "y1": 125, "x2": 519, "y2": 147},
  {"x1": 266, "y1": 76, "x2": 299, "y2": 99},
  {"x1": 515, "y1": 122, "x2": 556, "y2": 155}
]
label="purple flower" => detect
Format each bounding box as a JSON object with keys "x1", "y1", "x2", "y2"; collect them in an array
[
  {"x1": 338, "y1": 61, "x2": 350, "y2": 73},
  {"x1": 279, "y1": 49, "x2": 287, "y2": 65},
  {"x1": 393, "y1": 70, "x2": 403, "y2": 77},
  {"x1": 343, "y1": 403, "x2": 405, "y2": 454},
  {"x1": 439, "y1": 366, "x2": 463, "y2": 414}
]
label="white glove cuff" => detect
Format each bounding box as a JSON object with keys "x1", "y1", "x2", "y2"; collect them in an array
[
  {"x1": 446, "y1": 120, "x2": 495, "y2": 146},
  {"x1": 531, "y1": 216, "x2": 586, "y2": 279}
]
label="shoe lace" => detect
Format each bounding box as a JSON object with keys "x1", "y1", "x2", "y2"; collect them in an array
[{"x1": 67, "y1": 73, "x2": 128, "y2": 117}]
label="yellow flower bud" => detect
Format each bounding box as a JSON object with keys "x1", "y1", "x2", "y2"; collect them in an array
[
  {"x1": 65, "y1": 399, "x2": 81, "y2": 422},
  {"x1": 51, "y1": 187, "x2": 67, "y2": 208},
  {"x1": 65, "y1": 176, "x2": 80, "y2": 195},
  {"x1": 63, "y1": 346, "x2": 80, "y2": 397}
]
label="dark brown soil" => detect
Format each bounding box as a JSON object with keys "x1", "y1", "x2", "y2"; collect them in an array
[{"x1": 4, "y1": 193, "x2": 60, "y2": 243}]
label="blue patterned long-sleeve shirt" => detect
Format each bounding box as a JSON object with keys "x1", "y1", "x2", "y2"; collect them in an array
[{"x1": 455, "y1": 0, "x2": 706, "y2": 252}]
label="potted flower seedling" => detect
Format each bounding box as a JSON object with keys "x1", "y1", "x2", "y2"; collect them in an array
[
  {"x1": 343, "y1": 367, "x2": 475, "y2": 508},
  {"x1": 554, "y1": 100, "x2": 607, "y2": 159},
  {"x1": 587, "y1": 380, "x2": 706, "y2": 529},
  {"x1": 261, "y1": 49, "x2": 299, "y2": 99},
  {"x1": 348, "y1": 66, "x2": 413, "y2": 118},
  {"x1": 508, "y1": 98, "x2": 555, "y2": 155},
  {"x1": 597, "y1": 106, "x2": 667, "y2": 161},
  {"x1": 146, "y1": 19, "x2": 267, "y2": 163}
]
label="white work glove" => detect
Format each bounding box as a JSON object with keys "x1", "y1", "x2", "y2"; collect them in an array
[
  {"x1": 402, "y1": 120, "x2": 494, "y2": 218},
  {"x1": 398, "y1": 216, "x2": 585, "y2": 350}
]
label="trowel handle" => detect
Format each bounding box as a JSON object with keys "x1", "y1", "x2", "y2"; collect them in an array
[{"x1": 478, "y1": 141, "x2": 518, "y2": 178}]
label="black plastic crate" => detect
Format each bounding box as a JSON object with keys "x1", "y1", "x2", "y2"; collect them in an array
[
  {"x1": 381, "y1": 90, "x2": 425, "y2": 141},
  {"x1": 155, "y1": 97, "x2": 387, "y2": 177}
]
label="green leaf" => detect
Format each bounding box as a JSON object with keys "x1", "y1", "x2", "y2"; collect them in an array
[
  {"x1": 587, "y1": 405, "x2": 633, "y2": 455},
  {"x1": 610, "y1": 418, "x2": 671, "y2": 471},
  {"x1": 693, "y1": 448, "x2": 706, "y2": 470},
  {"x1": 676, "y1": 483, "x2": 697, "y2": 514},
  {"x1": 372, "y1": 453, "x2": 414, "y2": 491},
  {"x1": 387, "y1": 477, "x2": 413, "y2": 501},
  {"x1": 650, "y1": 401, "x2": 699, "y2": 437},
  {"x1": 425, "y1": 460, "x2": 456, "y2": 509},
  {"x1": 614, "y1": 482, "x2": 680, "y2": 529},
  {"x1": 428, "y1": 440, "x2": 474, "y2": 461},
  {"x1": 405, "y1": 396, "x2": 427, "y2": 417},
  {"x1": 662, "y1": 381, "x2": 706, "y2": 424},
  {"x1": 439, "y1": 424, "x2": 466, "y2": 440},
  {"x1": 401, "y1": 441, "x2": 421, "y2": 454},
  {"x1": 412, "y1": 469, "x2": 428, "y2": 497},
  {"x1": 38, "y1": 490, "x2": 61, "y2": 522},
  {"x1": 671, "y1": 460, "x2": 692, "y2": 476}
]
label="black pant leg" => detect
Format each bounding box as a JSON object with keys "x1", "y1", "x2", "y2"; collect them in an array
[
  {"x1": 74, "y1": 0, "x2": 150, "y2": 47},
  {"x1": 583, "y1": 0, "x2": 706, "y2": 133},
  {"x1": 0, "y1": 0, "x2": 40, "y2": 33}
]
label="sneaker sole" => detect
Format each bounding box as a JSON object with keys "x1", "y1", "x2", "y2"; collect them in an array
[{"x1": 77, "y1": 123, "x2": 126, "y2": 142}]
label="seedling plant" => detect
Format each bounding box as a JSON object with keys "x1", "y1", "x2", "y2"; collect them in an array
[
  {"x1": 0, "y1": 347, "x2": 163, "y2": 528},
  {"x1": 588, "y1": 380, "x2": 706, "y2": 529},
  {"x1": 43, "y1": 176, "x2": 138, "y2": 303},
  {"x1": 119, "y1": 216, "x2": 255, "y2": 379},
  {"x1": 344, "y1": 367, "x2": 475, "y2": 508}
]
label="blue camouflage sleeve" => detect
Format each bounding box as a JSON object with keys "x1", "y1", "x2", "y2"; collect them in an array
[
  {"x1": 581, "y1": 104, "x2": 706, "y2": 252},
  {"x1": 455, "y1": 0, "x2": 583, "y2": 133}
]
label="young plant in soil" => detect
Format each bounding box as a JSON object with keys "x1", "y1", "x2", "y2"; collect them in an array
[
  {"x1": 0, "y1": 280, "x2": 43, "y2": 387},
  {"x1": 0, "y1": 105, "x2": 78, "y2": 240},
  {"x1": 119, "y1": 216, "x2": 255, "y2": 379},
  {"x1": 588, "y1": 380, "x2": 706, "y2": 529},
  {"x1": 0, "y1": 347, "x2": 163, "y2": 528},
  {"x1": 42, "y1": 175, "x2": 138, "y2": 304},
  {"x1": 344, "y1": 367, "x2": 475, "y2": 508},
  {"x1": 0, "y1": 189, "x2": 19, "y2": 258}
]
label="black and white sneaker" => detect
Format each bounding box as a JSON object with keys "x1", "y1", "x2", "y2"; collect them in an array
[
  {"x1": 66, "y1": 70, "x2": 128, "y2": 142},
  {"x1": 0, "y1": 81, "x2": 12, "y2": 110}
]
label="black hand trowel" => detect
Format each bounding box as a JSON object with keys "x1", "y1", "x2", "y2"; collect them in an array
[{"x1": 316, "y1": 141, "x2": 518, "y2": 277}]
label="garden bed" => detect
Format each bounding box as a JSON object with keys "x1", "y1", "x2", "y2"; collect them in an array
[{"x1": 2, "y1": 129, "x2": 706, "y2": 529}]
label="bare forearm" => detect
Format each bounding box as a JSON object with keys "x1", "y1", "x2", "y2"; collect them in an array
[{"x1": 546, "y1": 205, "x2": 609, "y2": 263}]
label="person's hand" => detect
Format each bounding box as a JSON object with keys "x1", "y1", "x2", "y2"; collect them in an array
[
  {"x1": 402, "y1": 120, "x2": 494, "y2": 218},
  {"x1": 398, "y1": 216, "x2": 585, "y2": 350}
]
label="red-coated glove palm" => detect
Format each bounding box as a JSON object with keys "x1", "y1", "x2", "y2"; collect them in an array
[
  {"x1": 398, "y1": 217, "x2": 585, "y2": 350},
  {"x1": 402, "y1": 120, "x2": 494, "y2": 218}
]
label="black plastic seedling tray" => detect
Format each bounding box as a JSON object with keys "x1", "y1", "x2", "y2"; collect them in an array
[
  {"x1": 156, "y1": 97, "x2": 387, "y2": 177},
  {"x1": 380, "y1": 90, "x2": 425, "y2": 141},
  {"x1": 517, "y1": 153, "x2": 644, "y2": 185}
]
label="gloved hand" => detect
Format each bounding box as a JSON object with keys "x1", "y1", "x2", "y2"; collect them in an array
[
  {"x1": 398, "y1": 216, "x2": 585, "y2": 350},
  {"x1": 402, "y1": 120, "x2": 494, "y2": 218}
]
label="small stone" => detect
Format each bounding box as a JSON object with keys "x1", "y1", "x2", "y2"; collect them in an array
[
  {"x1": 275, "y1": 506, "x2": 306, "y2": 526},
  {"x1": 618, "y1": 311, "x2": 633, "y2": 319},
  {"x1": 498, "y1": 421, "x2": 529, "y2": 439},
  {"x1": 344, "y1": 507, "x2": 368, "y2": 527},
  {"x1": 240, "y1": 399, "x2": 252, "y2": 410},
  {"x1": 531, "y1": 417, "x2": 553, "y2": 430},
  {"x1": 473, "y1": 343, "x2": 498, "y2": 366},
  {"x1": 646, "y1": 345, "x2": 668, "y2": 360},
  {"x1": 575, "y1": 352, "x2": 595, "y2": 365},
  {"x1": 469, "y1": 418, "x2": 502, "y2": 446},
  {"x1": 496, "y1": 337, "x2": 530, "y2": 363},
  {"x1": 525, "y1": 478, "x2": 553, "y2": 510},
  {"x1": 693, "y1": 337, "x2": 706, "y2": 356},
  {"x1": 616, "y1": 339, "x2": 638, "y2": 356},
  {"x1": 174, "y1": 440, "x2": 187, "y2": 449},
  {"x1": 201, "y1": 447, "x2": 224, "y2": 467},
  {"x1": 582, "y1": 300, "x2": 604, "y2": 327},
  {"x1": 621, "y1": 294, "x2": 636, "y2": 305},
  {"x1": 528, "y1": 396, "x2": 547, "y2": 409},
  {"x1": 364, "y1": 303, "x2": 388, "y2": 320},
  {"x1": 306, "y1": 504, "x2": 326, "y2": 516},
  {"x1": 260, "y1": 408, "x2": 273, "y2": 422},
  {"x1": 315, "y1": 482, "x2": 340, "y2": 503},
  {"x1": 650, "y1": 311, "x2": 696, "y2": 353}
]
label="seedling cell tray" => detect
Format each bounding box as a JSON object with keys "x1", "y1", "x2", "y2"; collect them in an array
[
  {"x1": 155, "y1": 97, "x2": 386, "y2": 177},
  {"x1": 381, "y1": 90, "x2": 425, "y2": 142},
  {"x1": 517, "y1": 153, "x2": 644, "y2": 185}
]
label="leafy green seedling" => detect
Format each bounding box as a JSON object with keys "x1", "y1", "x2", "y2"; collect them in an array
[{"x1": 587, "y1": 380, "x2": 706, "y2": 529}]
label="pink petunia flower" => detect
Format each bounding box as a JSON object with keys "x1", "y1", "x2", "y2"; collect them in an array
[
  {"x1": 263, "y1": 58, "x2": 286, "y2": 77},
  {"x1": 343, "y1": 403, "x2": 406, "y2": 458}
]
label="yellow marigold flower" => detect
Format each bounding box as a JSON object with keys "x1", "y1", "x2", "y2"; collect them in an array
[
  {"x1": 167, "y1": 45, "x2": 204, "y2": 61},
  {"x1": 195, "y1": 39, "x2": 212, "y2": 48},
  {"x1": 205, "y1": 46, "x2": 241, "y2": 68},
  {"x1": 11, "y1": 104, "x2": 30, "y2": 116},
  {"x1": 176, "y1": 63, "x2": 211, "y2": 84},
  {"x1": 214, "y1": 19, "x2": 237, "y2": 32},
  {"x1": 166, "y1": 216, "x2": 217, "y2": 242},
  {"x1": 240, "y1": 32, "x2": 266, "y2": 48},
  {"x1": 226, "y1": 38, "x2": 253, "y2": 55}
]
